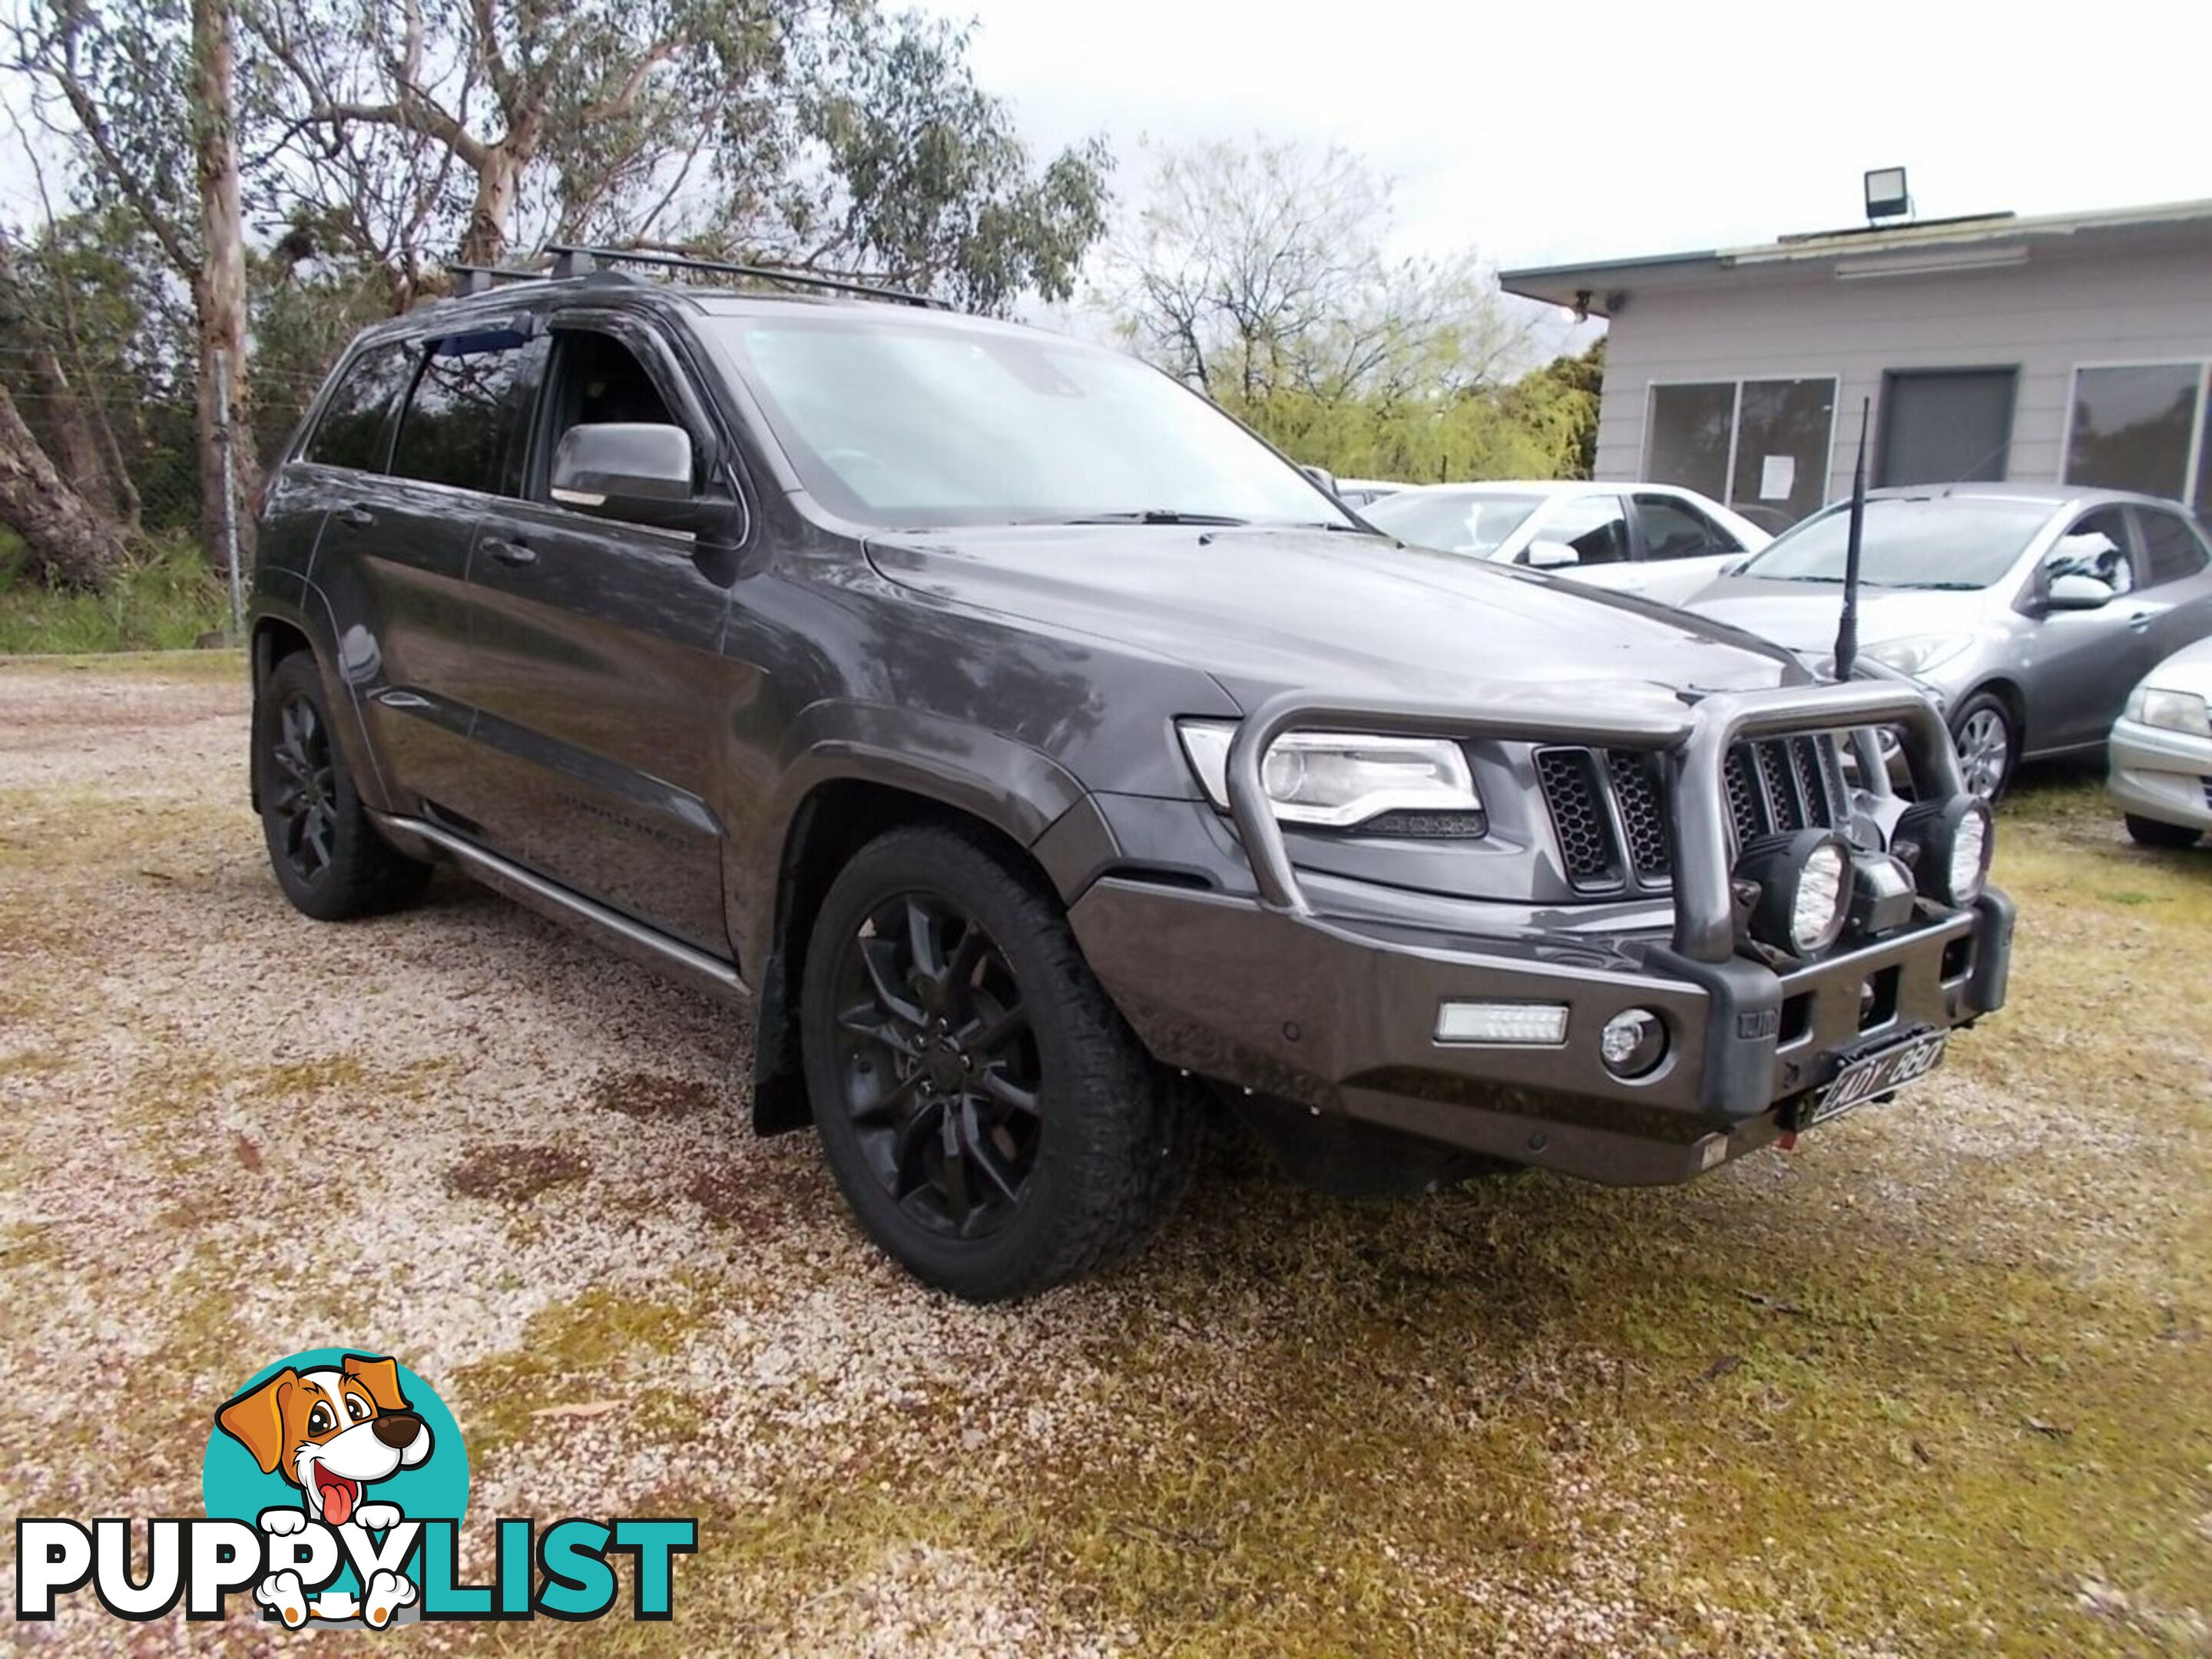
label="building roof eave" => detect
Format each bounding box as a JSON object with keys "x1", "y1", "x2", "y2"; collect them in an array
[{"x1": 1498, "y1": 195, "x2": 2212, "y2": 318}]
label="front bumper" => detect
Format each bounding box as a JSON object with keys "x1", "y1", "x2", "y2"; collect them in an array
[
  {"x1": 1071, "y1": 879, "x2": 2012, "y2": 1185},
  {"x1": 1070, "y1": 677, "x2": 2010, "y2": 1185},
  {"x1": 2108, "y1": 717, "x2": 2212, "y2": 832}
]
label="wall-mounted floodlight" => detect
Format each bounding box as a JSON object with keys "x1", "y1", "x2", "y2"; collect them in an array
[{"x1": 1865, "y1": 167, "x2": 1910, "y2": 221}]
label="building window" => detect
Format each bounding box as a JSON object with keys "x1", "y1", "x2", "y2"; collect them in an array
[
  {"x1": 2064, "y1": 363, "x2": 2210, "y2": 514},
  {"x1": 1877, "y1": 368, "x2": 2016, "y2": 488},
  {"x1": 1644, "y1": 377, "x2": 1836, "y2": 531}
]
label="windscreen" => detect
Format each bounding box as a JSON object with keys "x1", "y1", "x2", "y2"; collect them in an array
[
  {"x1": 1362, "y1": 491, "x2": 1543, "y2": 557},
  {"x1": 708, "y1": 313, "x2": 1353, "y2": 531},
  {"x1": 1741, "y1": 498, "x2": 2051, "y2": 589}
]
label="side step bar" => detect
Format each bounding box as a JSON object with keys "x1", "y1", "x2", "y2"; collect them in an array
[{"x1": 369, "y1": 811, "x2": 748, "y2": 1005}]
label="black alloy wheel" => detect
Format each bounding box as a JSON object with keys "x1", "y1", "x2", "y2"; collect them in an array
[
  {"x1": 268, "y1": 693, "x2": 339, "y2": 884},
  {"x1": 827, "y1": 892, "x2": 1042, "y2": 1240},
  {"x1": 799, "y1": 824, "x2": 1196, "y2": 1301},
  {"x1": 254, "y1": 651, "x2": 430, "y2": 920}
]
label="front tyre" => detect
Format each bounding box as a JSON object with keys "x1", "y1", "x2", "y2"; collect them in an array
[
  {"x1": 800, "y1": 824, "x2": 1194, "y2": 1301},
  {"x1": 254, "y1": 652, "x2": 430, "y2": 921},
  {"x1": 1950, "y1": 691, "x2": 2018, "y2": 801},
  {"x1": 2124, "y1": 813, "x2": 2202, "y2": 849}
]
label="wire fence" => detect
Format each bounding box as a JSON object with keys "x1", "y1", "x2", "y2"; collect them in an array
[{"x1": 1, "y1": 345, "x2": 344, "y2": 637}]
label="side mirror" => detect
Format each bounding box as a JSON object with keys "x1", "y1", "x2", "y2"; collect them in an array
[
  {"x1": 2045, "y1": 572, "x2": 2114, "y2": 611},
  {"x1": 551, "y1": 422, "x2": 695, "y2": 510},
  {"x1": 1300, "y1": 463, "x2": 1339, "y2": 497},
  {"x1": 1525, "y1": 538, "x2": 1580, "y2": 570}
]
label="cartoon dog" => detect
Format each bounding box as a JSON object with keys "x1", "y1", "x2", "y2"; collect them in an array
[{"x1": 216, "y1": 1353, "x2": 431, "y2": 1628}]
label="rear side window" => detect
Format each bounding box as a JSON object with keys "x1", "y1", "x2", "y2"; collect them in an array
[
  {"x1": 390, "y1": 340, "x2": 528, "y2": 495},
  {"x1": 1635, "y1": 494, "x2": 1740, "y2": 560},
  {"x1": 1541, "y1": 495, "x2": 1630, "y2": 565},
  {"x1": 2137, "y1": 508, "x2": 2210, "y2": 585},
  {"x1": 303, "y1": 345, "x2": 412, "y2": 472}
]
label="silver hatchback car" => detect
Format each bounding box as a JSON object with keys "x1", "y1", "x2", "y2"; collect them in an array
[
  {"x1": 1684, "y1": 485, "x2": 2212, "y2": 797},
  {"x1": 2109, "y1": 635, "x2": 2212, "y2": 847}
]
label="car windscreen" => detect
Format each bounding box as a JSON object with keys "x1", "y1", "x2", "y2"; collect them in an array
[
  {"x1": 1362, "y1": 491, "x2": 1544, "y2": 557},
  {"x1": 1740, "y1": 498, "x2": 2052, "y2": 589},
  {"x1": 706, "y1": 314, "x2": 1352, "y2": 531}
]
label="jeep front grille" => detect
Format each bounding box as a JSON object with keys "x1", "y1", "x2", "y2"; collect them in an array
[{"x1": 1537, "y1": 733, "x2": 1850, "y2": 894}]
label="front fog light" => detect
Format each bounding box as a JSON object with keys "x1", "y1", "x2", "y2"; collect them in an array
[
  {"x1": 1600, "y1": 1008, "x2": 1668, "y2": 1078},
  {"x1": 1736, "y1": 830, "x2": 1854, "y2": 958},
  {"x1": 1892, "y1": 795, "x2": 1993, "y2": 906}
]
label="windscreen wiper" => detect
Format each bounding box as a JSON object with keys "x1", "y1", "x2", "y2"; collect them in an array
[{"x1": 1054, "y1": 510, "x2": 1250, "y2": 526}]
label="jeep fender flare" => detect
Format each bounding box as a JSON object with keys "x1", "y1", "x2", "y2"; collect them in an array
[
  {"x1": 249, "y1": 571, "x2": 397, "y2": 816},
  {"x1": 737, "y1": 700, "x2": 1098, "y2": 1135},
  {"x1": 736, "y1": 699, "x2": 1088, "y2": 971}
]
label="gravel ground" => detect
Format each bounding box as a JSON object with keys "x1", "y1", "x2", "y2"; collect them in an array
[{"x1": 2, "y1": 654, "x2": 2208, "y2": 1657}]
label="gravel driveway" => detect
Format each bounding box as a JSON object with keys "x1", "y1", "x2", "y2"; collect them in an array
[{"x1": 2, "y1": 654, "x2": 2207, "y2": 1656}]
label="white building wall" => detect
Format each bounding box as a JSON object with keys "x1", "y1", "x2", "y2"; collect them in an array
[{"x1": 1592, "y1": 241, "x2": 2212, "y2": 506}]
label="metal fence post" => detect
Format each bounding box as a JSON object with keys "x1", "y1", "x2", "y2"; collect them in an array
[{"x1": 214, "y1": 346, "x2": 245, "y2": 642}]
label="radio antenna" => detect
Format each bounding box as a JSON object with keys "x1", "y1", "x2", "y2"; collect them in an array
[{"x1": 1833, "y1": 396, "x2": 1871, "y2": 679}]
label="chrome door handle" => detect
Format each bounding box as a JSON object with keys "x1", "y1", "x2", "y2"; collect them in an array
[
  {"x1": 2128, "y1": 611, "x2": 2153, "y2": 631},
  {"x1": 337, "y1": 505, "x2": 375, "y2": 528},
  {"x1": 485, "y1": 538, "x2": 538, "y2": 568}
]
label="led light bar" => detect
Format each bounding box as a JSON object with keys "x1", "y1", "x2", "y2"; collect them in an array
[{"x1": 1435, "y1": 1001, "x2": 1569, "y2": 1046}]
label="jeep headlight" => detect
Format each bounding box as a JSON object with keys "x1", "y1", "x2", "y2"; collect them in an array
[
  {"x1": 1177, "y1": 720, "x2": 1485, "y2": 833},
  {"x1": 2124, "y1": 684, "x2": 2212, "y2": 738},
  {"x1": 1863, "y1": 634, "x2": 1971, "y2": 677}
]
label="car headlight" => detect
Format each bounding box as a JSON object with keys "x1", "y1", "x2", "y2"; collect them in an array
[
  {"x1": 2124, "y1": 685, "x2": 2212, "y2": 738},
  {"x1": 1863, "y1": 634, "x2": 1972, "y2": 677},
  {"x1": 1177, "y1": 720, "x2": 1485, "y2": 833}
]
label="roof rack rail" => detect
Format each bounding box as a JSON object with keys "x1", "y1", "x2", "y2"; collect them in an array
[
  {"x1": 449, "y1": 251, "x2": 644, "y2": 295},
  {"x1": 545, "y1": 244, "x2": 948, "y2": 309}
]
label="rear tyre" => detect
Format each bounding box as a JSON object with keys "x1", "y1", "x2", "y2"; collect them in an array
[
  {"x1": 254, "y1": 653, "x2": 431, "y2": 920},
  {"x1": 2124, "y1": 813, "x2": 2202, "y2": 849},
  {"x1": 800, "y1": 823, "x2": 1195, "y2": 1302},
  {"x1": 1950, "y1": 691, "x2": 2017, "y2": 802}
]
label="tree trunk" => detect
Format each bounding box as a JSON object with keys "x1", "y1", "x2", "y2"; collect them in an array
[
  {"x1": 0, "y1": 379, "x2": 129, "y2": 589},
  {"x1": 192, "y1": 0, "x2": 254, "y2": 571},
  {"x1": 0, "y1": 236, "x2": 137, "y2": 526},
  {"x1": 459, "y1": 141, "x2": 528, "y2": 267},
  {"x1": 24, "y1": 345, "x2": 124, "y2": 522}
]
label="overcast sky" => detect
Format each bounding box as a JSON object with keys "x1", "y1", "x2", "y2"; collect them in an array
[{"x1": 916, "y1": 0, "x2": 2210, "y2": 277}]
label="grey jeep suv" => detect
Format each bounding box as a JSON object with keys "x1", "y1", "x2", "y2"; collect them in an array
[{"x1": 250, "y1": 250, "x2": 2013, "y2": 1301}]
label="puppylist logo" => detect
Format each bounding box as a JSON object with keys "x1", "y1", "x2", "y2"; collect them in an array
[{"x1": 15, "y1": 1348, "x2": 695, "y2": 1628}]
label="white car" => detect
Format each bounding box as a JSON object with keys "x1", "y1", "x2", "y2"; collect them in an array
[
  {"x1": 1360, "y1": 481, "x2": 1773, "y2": 606},
  {"x1": 2109, "y1": 634, "x2": 2212, "y2": 848},
  {"x1": 1336, "y1": 477, "x2": 1409, "y2": 508}
]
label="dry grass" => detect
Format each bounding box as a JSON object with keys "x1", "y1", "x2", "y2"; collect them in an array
[{"x1": 0, "y1": 661, "x2": 2207, "y2": 1657}]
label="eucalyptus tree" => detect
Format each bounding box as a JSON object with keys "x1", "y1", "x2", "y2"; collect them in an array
[
  {"x1": 7, "y1": 0, "x2": 255, "y2": 564},
  {"x1": 248, "y1": 0, "x2": 1109, "y2": 312}
]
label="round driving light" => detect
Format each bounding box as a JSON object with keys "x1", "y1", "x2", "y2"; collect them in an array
[
  {"x1": 1736, "y1": 830, "x2": 1855, "y2": 959},
  {"x1": 1947, "y1": 803, "x2": 1990, "y2": 902},
  {"x1": 1793, "y1": 840, "x2": 1848, "y2": 953},
  {"x1": 1600, "y1": 1008, "x2": 1668, "y2": 1078},
  {"x1": 1893, "y1": 796, "x2": 1994, "y2": 906}
]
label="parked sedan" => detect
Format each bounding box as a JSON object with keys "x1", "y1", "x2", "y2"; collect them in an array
[
  {"x1": 1361, "y1": 481, "x2": 1771, "y2": 605},
  {"x1": 1336, "y1": 477, "x2": 1409, "y2": 508},
  {"x1": 2109, "y1": 637, "x2": 2212, "y2": 847},
  {"x1": 1684, "y1": 485, "x2": 2212, "y2": 798}
]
